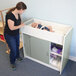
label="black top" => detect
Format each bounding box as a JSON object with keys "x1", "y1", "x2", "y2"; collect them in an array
[{"x1": 4, "y1": 12, "x2": 21, "y2": 36}]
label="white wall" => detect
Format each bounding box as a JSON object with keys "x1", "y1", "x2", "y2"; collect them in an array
[{"x1": 0, "y1": 0, "x2": 76, "y2": 57}]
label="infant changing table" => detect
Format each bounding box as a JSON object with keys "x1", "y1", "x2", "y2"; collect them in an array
[{"x1": 20, "y1": 18, "x2": 72, "y2": 74}]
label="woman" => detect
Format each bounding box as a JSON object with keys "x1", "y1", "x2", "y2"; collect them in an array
[{"x1": 4, "y1": 2, "x2": 27, "y2": 70}]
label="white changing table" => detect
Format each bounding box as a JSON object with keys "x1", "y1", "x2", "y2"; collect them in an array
[{"x1": 20, "y1": 18, "x2": 73, "y2": 74}]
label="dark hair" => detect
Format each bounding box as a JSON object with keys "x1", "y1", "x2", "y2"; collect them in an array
[{"x1": 7, "y1": 2, "x2": 27, "y2": 14}]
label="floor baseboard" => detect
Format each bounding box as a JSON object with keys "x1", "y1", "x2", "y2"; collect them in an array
[{"x1": 69, "y1": 56, "x2": 76, "y2": 62}]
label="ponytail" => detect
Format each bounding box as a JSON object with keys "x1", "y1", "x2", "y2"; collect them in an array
[
  {"x1": 7, "y1": 7, "x2": 16, "y2": 14},
  {"x1": 7, "y1": 2, "x2": 27, "y2": 14}
]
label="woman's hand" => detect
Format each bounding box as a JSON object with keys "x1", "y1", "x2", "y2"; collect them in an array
[{"x1": 20, "y1": 23, "x2": 25, "y2": 28}]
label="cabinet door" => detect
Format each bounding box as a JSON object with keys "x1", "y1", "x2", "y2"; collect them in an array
[
  {"x1": 23, "y1": 34, "x2": 31, "y2": 57},
  {"x1": 30, "y1": 37, "x2": 50, "y2": 64}
]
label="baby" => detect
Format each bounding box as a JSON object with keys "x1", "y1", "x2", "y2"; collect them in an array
[{"x1": 31, "y1": 22, "x2": 53, "y2": 32}]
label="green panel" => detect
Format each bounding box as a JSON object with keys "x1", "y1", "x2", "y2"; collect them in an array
[
  {"x1": 30, "y1": 37, "x2": 50, "y2": 64},
  {"x1": 23, "y1": 34, "x2": 31, "y2": 57}
]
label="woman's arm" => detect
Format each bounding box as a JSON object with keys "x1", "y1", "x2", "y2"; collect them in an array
[{"x1": 8, "y1": 19, "x2": 24, "y2": 30}]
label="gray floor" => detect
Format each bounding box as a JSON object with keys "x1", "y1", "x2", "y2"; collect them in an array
[{"x1": 0, "y1": 41, "x2": 76, "y2": 76}]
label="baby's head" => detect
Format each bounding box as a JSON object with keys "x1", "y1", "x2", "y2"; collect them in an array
[{"x1": 31, "y1": 23, "x2": 38, "y2": 28}]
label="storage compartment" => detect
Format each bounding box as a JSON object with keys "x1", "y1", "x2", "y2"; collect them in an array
[
  {"x1": 0, "y1": 27, "x2": 4, "y2": 35},
  {"x1": 50, "y1": 42, "x2": 63, "y2": 56},
  {"x1": 49, "y1": 42, "x2": 63, "y2": 70},
  {"x1": 50, "y1": 54, "x2": 61, "y2": 69}
]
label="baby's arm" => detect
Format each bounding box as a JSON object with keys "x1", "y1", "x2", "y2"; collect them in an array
[
  {"x1": 31, "y1": 23, "x2": 43, "y2": 29},
  {"x1": 31, "y1": 23, "x2": 38, "y2": 28}
]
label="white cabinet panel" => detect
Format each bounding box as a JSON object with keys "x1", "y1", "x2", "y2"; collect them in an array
[{"x1": 21, "y1": 18, "x2": 72, "y2": 74}]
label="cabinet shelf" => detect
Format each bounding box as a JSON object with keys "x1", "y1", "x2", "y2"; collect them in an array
[
  {"x1": 50, "y1": 51, "x2": 62, "y2": 57},
  {"x1": 0, "y1": 8, "x2": 11, "y2": 42},
  {"x1": 0, "y1": 31, "x2": 4, "y2": 35},
  {"x1": 19, "y1": 41, "x2": 23, "y2": 49},
  {"x1": 0, "y1": 22, "x2": 3, "y2": 27},
  {"x1": 0, "y1": 32, "x2": 3, "y2": 35}
]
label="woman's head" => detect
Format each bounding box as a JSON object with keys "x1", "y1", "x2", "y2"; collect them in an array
[
  {"x1": 16, "y1": 2, "x2": 27, "y2": 14},
  {"x1": 16, "y1": 2, "x2": 27, "y2": 10},
  {"x1": 7, "y1": 2, "x2": 27, "y2": 14}
]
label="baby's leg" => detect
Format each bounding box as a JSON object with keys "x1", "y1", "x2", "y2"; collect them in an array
[{"x1": 47, "y1": 26, "x2": 54, "y2": 32}]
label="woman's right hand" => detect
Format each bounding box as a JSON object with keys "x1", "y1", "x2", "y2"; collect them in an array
[{"x1": 20, "y1": 23, "x2": 25, "y2": 27}]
